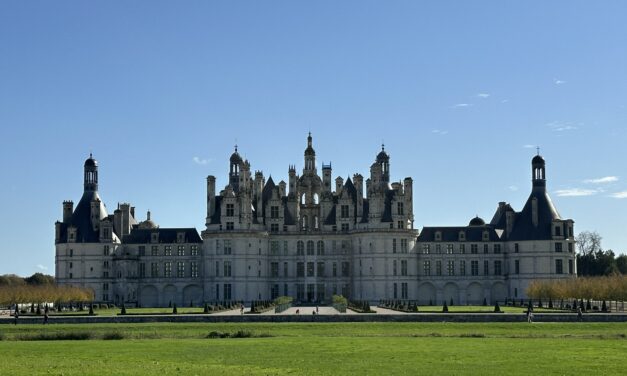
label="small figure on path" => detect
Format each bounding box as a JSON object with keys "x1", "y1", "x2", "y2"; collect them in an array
[
  {"x1": 316, "y1": 305, "x2": 319, "y2": 314},
  {"x1": 14, "y1": 308, "x2": 19, "y2": 325},
  {"x1": 43, "y1": 312, "x2": 49, "y2": 325},
  {"x1": 240, "y1": 304, "x2": 244, "y2": 315},
  {"x1": 312, "y1": 310, "x2": 316, "y2": 315},
  {"x1": 577, "y1": 307, "x2": 583, "y2": 322},
  {"x1": 295, "y1": 309, "x2": 300, "y2": 315}
]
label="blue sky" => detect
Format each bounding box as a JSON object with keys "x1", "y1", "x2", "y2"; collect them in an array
[{"x1": 1, "y1": 1, "x2": 626, "y2": 276}]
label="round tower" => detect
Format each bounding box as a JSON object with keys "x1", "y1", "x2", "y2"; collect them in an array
[{"x1": 84, "y1": 153, "x2": 98, "y2": 192}]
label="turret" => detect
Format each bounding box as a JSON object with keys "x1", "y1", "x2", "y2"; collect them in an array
[
  {"x1": 62, "y1": 200, "x2": 73, "y2": 223},
  {"x1": 288, "y1": 165, "x2": 297, "y2": 196},
  {"x1": 335, "y1": 177, "x2": 344, "y2": 194},
  {"x1": 376, "y1": 144, "x2": 390, "y2": 184},
  {"x1": 83, "y1": 153, "x2": 98, "y2": 192},
  {"x1": 206, "y1": 175, "x2": 216, "y2": 223},
  {"x1": 229, "y1": 145, "x2": 243, "y2": 192},
  {"x1": 353, "y1": 174, "x2": 364, "y2": 219},
  {"x1": 322, "y1": 163, "x2": 332, "y2": 193},
  {"x1": 279, "y1": 181, "x2": 287, "y2": 197},
  {"x1": 303, "y1": 132, "x2": 316, "y2": 174},
  {"x1": 532, "y1": 153, "x2": 546, "y2": 191}
]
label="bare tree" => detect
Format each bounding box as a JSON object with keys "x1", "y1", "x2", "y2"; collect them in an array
[{"x1": 576, "y1": 231, "x2": 602, "y2": 256}]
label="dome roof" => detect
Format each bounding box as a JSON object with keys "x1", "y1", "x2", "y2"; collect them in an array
[
  {"x1": 469, "y1": 216, "x2": 486, "y2": 226},
  {"x1": 138, "y1": 211, "x2": 158, "y2": 229},
  {"x1": 84, "y1": 154, "x2": 97, "y2": 167},
  {"x1": 376, "y1": 145, "x2": 389, "y2": 162},
  {"x1": 532, "y1": 155, "x2": 545, "y2": 165},
  {"x1": 230, "y1": 149, "x2": 243, "y2": 164}
]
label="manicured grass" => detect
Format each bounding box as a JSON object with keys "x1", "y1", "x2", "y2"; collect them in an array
[{"x1": 1, "y1": 323, "x2": 625, "y2": 375}]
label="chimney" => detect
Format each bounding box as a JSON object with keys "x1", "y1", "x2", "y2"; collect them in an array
[{"x1": 63, "y1": 200, "x2": 73, "y2": 223}]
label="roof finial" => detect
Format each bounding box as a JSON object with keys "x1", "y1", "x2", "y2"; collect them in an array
[
  {"x1": 234, "y1": 144, "x2": 238, "y2": 153},
  {"x1": 536, "y1": 146, "x2": 540, "y2": 156},
  {"x1": 381, "y1": 142, "x2": 385, "y2": 151}
]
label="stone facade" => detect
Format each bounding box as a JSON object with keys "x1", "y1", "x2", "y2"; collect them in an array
[{"x1": 55, "y1": 135, "x2": 575, "y2": 307}]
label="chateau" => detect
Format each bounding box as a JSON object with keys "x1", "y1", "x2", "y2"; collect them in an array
[{"x1": 55, "y1": 134, "x2": 576, "y2": 307}]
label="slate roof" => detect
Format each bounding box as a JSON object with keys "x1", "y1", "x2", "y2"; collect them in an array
[
  {"x1": 417, "y1": 226, "x2": 503, "y2": 242},
  {"x1": 58, "y1": 191, "x2": 109, "y2": 243},
  {"x1": 507, "y1": 189, "x2": 562, "y2": 241},
  {"x1": 123, "y1": 228, "x2": 202, "y2": 244}
]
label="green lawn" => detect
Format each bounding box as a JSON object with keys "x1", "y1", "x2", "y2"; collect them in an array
[{"x1": 1, "y1": 323, "x2": 625, "y2": 375}]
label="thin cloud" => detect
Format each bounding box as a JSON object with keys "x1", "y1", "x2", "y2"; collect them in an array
[
  {"x1": 508, "y1": 185, "x2": 519, "y2": 192},
  {"x1": 432, "y1": 130, "x2": 449, "y2": 135},
  {"x1": 501, "y1": 99, "x2": 509, "y2": 103},
  {"x1": 555, "y1": 188, "x2": 597, "y2": 197},
  {"x1": 476, "y1": 93, "x2": 490, "y2": 98},
  {"x1": 546, "y1": 121, "x2": 578, "y2": 132},
  {"x1": 554, "y1": 78, "x2": 567, "y2": 85},
  {"x1": 192, "y1": 156, "x2": 212, "y2": 165},
  {"x1": 523, "y1": 144, "x2": 537, "y2": 149},
  {"x1": 610, "y1": 191, "x2": 627, "y2": 199},
  {"x1": 36, "y1": 264, "x2": 48, "y2": 271},
  {"x1": 452, "y1": 103, "x2": 471, "y2": 108},
  {"x1": 584, "y1": 176, "x2": 619, "y2": 184}
]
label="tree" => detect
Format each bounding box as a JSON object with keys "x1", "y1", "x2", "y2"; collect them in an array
[{"x1": 616, "y1": 255, "x2": 627, "y2": 275}]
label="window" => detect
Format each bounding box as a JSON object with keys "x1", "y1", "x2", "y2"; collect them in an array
[
  {"x1": 297, "y1": 241, "x2": 304, "y2": 255},
  {"x1": 317, "y1": 241, "x2": 325, "y2": 255},
  {"x1": 138, "y1": 246, "x2": 145, "y2": 256},
  {"x1": 223, "y1": 284, "x2": 232, "y2": 300},
  {"x1": 164, "y1": 246, "x2": 172, "y2": 256},
  {"x1": 271, "y1": 262, "x2": 279, "y2": 278},
  {"x1": 436, "y1": 261, "x2": 442, "y2": 276},
  {"x1": 401, "y1": 239, "x2": 408, "y2": 253},
  {"x1": 270, "y1": 223, "x2": 279, "y2": 232},
  {"x1": 191, "y1": 262, "x2": 198, "y2": 278},
  {"x1": 435, "y1": 244, "x2": 441, "y2": 254},
  {"x1": 446, "y1": 244, "x2": 454, "y2": 254},
  {"x1": 317, "y1": 262, "x2": 325, "y2": 277},
  {"x1": 555, "y1": 226, "x2": 561, "y2": 237},
  {"x1": 393, "y1": 283, "x2": 398, "y2": 299},
  {"x1": 392, "y1": 239, "x2": 397, "y2": 253},
  {"x1": 341, "y1": 223, "x2": 349, "y2": 232},
  {"x1": 555, "y1": 243, "x2": 563, "y2": 253},
  {"x1": 178, "y1": 245, "x2": 185, "y2": 256},
  {"x1": 139, "y1": 263, "x2": 146, "y2": 278},
  {"x1": 568, "y1": 243, "x2": 574, "y2": 253},
  {"x1": 341, "y1": 262, "x2": 350, "y2": 277},
  {"x1": 423, "y1": 261, "x2": 431, "y2": 276},
  {"x1": 397, "y1": 221, "x2": 404, "y2": 229},
  {"x1": 151, "y1": 245, "x2": 159, "y2": 256},
  {"x1": 164, "y1": 262, "x2": 172, "y2": 278},
  {"x1": 307, "y1": 240, "x2": 314, "y2": 255},
  {"x1": 393, "y1": 260, "x2": 397, "y2": 276},
  {"x1": 494, "y1": 244, "x2": 501, "y2": 254},
  {"x1": 484, "y1": 260, "x2": 489, "y2": 275},
  {"x1": 515, "y1": 260, "x2": 520, "y2": 274},
  {"x1": 422, "y1": 244, "x2": 430, "y2": 254},
  {"x1": 215, "y1": 261, "x2": 219, "y2": 276},
  {"x1": 333, "y1": 262, "x2": 337, "y2": 277},
  {"x1": 191, "y1": 245, "x2": 198, "y2": 256},
  {"x1": 397, "y1": 202, "x2": 404, "y2": 215},
  {"x1": 514, "y1": 243, "x2": 519, "y2": 253},
  {"x1": 103, "y1": 245, "x2": 109, "y2": 256},
  {"x1": 296, "y1": 284, "x2": 305, "y2": 301},
  {"x1": 459, "y1": 244, "x2": 465, "y2": 254},
  {"x1": 151, "y1": 262, "x2": 159, "y2": 278},
  {"x1": 223, "y1": 261, "x2": 232, "y2": 277},
  {"x1": 226, "y1": 222, "x2": 234, "y2": 230},
  {"x1": 177, "y1": 262, "x2": 185, "y2": 278},
  {"x1": 447, "y1": 260, "x2": 455, "y2": 276},
  {"x1": 494, "y1": 260, "x2": 502, "y2": 276},
  {"x1": 460, "y1": 260, "x2": 466, "y2": 276},
  {"x1": 103, "y1": 260, "x2": 109, "y2": 269},
  {"x1": 270, "y1": 241, "x2": 280, "y2": 255},
  {"x1": 226, "y1": 203, "x2": 234, "y2": 217},
  {"x1": 556, "y1": 259, "x2": 563, "y2": 274},
  {"x1": 568, "y1": 259, "x2": 573, "y2": 274},
  {"x1": 471, "y1": 244, "x2": 478, "y2": 254},
  {"x1": 401, "y1": 283, "x2": 408, "y2": 299},
  {"x1": 483, "y1": 244, "x2": 489, "y2": 254},
  {"x1": 401, "y1": 260, "x2": 408, "y2": 276},
  {"x1": 341, "y1": 205, "x2": 349, "y2": 218},
  {"x1": 297, "y1": 262, "x2": 305, "y2": 277},
  {"x1": 270, "y1": 206, "x2": 279, "y2": 219},
  {"x1": 471, "y1": 261, "x2": 479, "y2": 276},
  {"x1": 283, "y1": 262, "x2": 288, "y2": 277},
  {"x1": 224, "y1": 240, "x2": 232, "y2": 255},
  {"x1": 307, "y1": 262, "x2": 314, "y2": 277}
]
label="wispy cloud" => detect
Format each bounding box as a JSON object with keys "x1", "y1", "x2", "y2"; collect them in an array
[
  {"x1": 501, "y1": 99, "x2": 509, "y2": 103},
  {"x1": 476, "y1": 93, "x2": 490, "y2": 98},
  {"x1": 452, "y1": 103, "x2": 471, "y2": 108},
  {"x1": 508, "y1": 185, "x2": 519, "y2": 192},
  {"x1": 610, "y1": 191, "x2": 627, "y2": 199},
  {"x1": 36, "y1": 264, "x2": 48, "y2": 271},
  {"x1": 523, "y1": 144, "x2": 537, "y2": 149},
  {"x1": 546, "y1": 121, "x2": 578, "y2": 132},
  {"x1": 584, "y1": 176, "x2": 619, "y2": 184},
  {"x1": 432, "y1": 129, "x2": 449, "y2": 135},
  {"x1": 192, "y1": 156, "x2": 212, "y2": 165},
  {"x1": 554, "y1": 78, "x2": 567, "y2": 85},
  {"x1": 555, "y1": 188, "x2": 597, "y2": 197}
]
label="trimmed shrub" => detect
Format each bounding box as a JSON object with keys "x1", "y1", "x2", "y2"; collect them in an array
[
  {"x1": 172, "y1": 304, "x2": 178, "y2": 314},
  {"x1": 442, "y1": 302, "x2": 448, "y2": 313},
  {"x1": 88, "y1": 304, "x2": 94, "y2": 316},
  {"x1": 494, "y1": 302, "x2": 501, "y2": 313},
  {"x1": 482, "y1": 298, "x2": 487, "y2": 306},
  {"x1": 586, "y1": 300, "x2": 592, "y2": 311},
  {"x1": 120, "y1": 304, "x2": 126, "y2": 315},
  {"x1": 602, "y1": 300, "x2": 608, "y2": 313},
  {"x1": 102, "y1": 331, "x2": 125, "y2": 340}
]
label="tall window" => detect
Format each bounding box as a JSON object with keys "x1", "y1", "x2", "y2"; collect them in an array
[
  {"x1": 446, "y1": 244, "x2": 454, "y2": 254},
  {"x1": 436, "y1": 261, "x2": 442, "y2": 276},
  {"x1": 568, "y1": 259, "x2": 573, "y2": 274},
  {"x1": 226, "y1": 222, "x2": 234, "y2": 230},
  {"x1": 307, "y1": 241, "x2": 314, "y2": 255},
  {"x1": 317, "y1": 262, "x2": 325, "y2": 277},
  {"x1": 270, "y1": 223, "x2": 279, "y2": 232},
  {"x1": 164, "y1": 262, "x2": 172, "y2": 278},
  {"x1": 191, "y1": 261, "x2": 198, "y2": 278},
  {"x1": 270, "y1": 241, "x2": 280, "y2": 255},
  {"x1": 422, "y1": 244, "x2": 430, "y2": 254},
  {"x1": 151, "y1": 245, "x2": 159, "y2": 256},
  {"x1": 224, "y1": 240, "x2": 232, "y2": 255},
  {"x1": 397, "y1": 202, "x2": 404, "y2": 215},
  {"x1": 471, "y1": 244, "x2": 478, "y2": 254},
  {"x1": 401, "y1": 282, "x2": 408, "y2": 299},
  {"x1": 341, "y1": 223, "x2": 349, "y2": 232},
  {"x1": 317, "y1": 241, "x2": 325, "y2": 255},
  {"x1": 223, "y1": 261, "x2": 232, "y2": 277},
  {"x1": 297, "y1": 262, "x2": 305, "y2": 277},
  {"x1": 423, "y1": 261, "x2": 431, "y2": 276},
  {"x1": 333, "y1": 262, "x2": 337, "y2": 277},
  {"x1": 392, "y1": 239, "x2": 397, "y2": 253},
  {"x1": 271, "y1": 262, "x2": 279, "y2": 278},
  {"x1": 177, "y1": 262, "x2": 185, "y2": 278},
  {"x1": 270, "y1": 206, "x2": 279, "y2": 219},
  {"x1": 471, "y1": 261, "x2": 479, "y2": 276},
  {"x1": 341, "y1": 262, "x2": 350, "y2": 277},
  {"x1": 401, "y1": 239, "x2": 408, "y2": 253},
  {"x1": 459, "y1": 244, "x2": 466, "y2": 254},
  {"x1": 297, "y1": 241, "x2": 304, "y2": 255},
  {"x1": 190, "y1": 245, "x2": 198, "y2": 256},
  {"x1": 393, "y1": 260, "x2": 398, "y2": 276},
  {"x1": 556, "y1": 259, "x2": 563, "y2": 274},
  {"x1": 307, "y1": 262, "x2": 314, "y2": 277},
  {"x1": 484, "y1": 260, "x2": 489, "y2": 275},
  {"x1": 151, "y1": 262, "x2": 159, "y2": 278},
  {"x1": 138, "y1": 263, "x2": 146, "y2": 278},
  {"x1": 494, "y1": 260, "x2": 502, "y2": 276},
  {"x1": 447, "y1": 260, "x2": 455, "y2": 276},
  {"x1": 515, "y1": 260, "x2": 520, "y2": 274},
  {"x1": 401, "y1": 260, "x2": 408, "y2": 276},
  {"x1": 226, "y1": 204, "x2": 234, "y2": 217},
  {"x1": 341, "y1": 205, "x2": 349, "y2": 218},
  {"x1": 460, "y1": 260, "x2": 466, "y2": 276},
  {"x1": 223, "y1": 284, "x2": 232, "y2": 300},
  {"x1": 177, "y1": 245, "x2": 185, "y2": 256},
  {"x1": 555, "y1": 243, "x2": 563, "y2": 253},
  {"x1": 494, "y1": 244, "x2": 501, "y2": 254},
  {"x1": 164, "y1": 246, "x2": 172, "y2": 256}
]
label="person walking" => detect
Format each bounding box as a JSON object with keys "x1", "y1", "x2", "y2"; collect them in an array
[
  {"x1": 577, "y1": 307, "x2": 583, "y2": 322},
  {"x1": 14, "y1": 307, "x2": 19, "y2": 325},
  {"x1": 43, "y1": 311, "x2": 49, "y2": 325}
]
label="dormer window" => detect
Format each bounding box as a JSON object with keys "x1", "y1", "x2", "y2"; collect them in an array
[
  {"x1": 482, "y1": 231, "x2": 489, "y2": 241},
  {"x1": 459, "y1": 231, "x2": 466, "y2": 241},
  {"x1": 435, "y1": 231, "x2": 442, "y2": 241},
  {"x1": 177, "y1": 232, "x2": 185, "y2": 243},
  {"x1": 555, "y1": 226, "x2": 561, "y2": 237},
  {"x1": 151, "y1": 233, "x2": 159, "y2": 243}
]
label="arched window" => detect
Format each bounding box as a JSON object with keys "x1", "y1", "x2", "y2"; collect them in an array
[
  {"x1": 301, "y1": 193, "x2": 307, "y2": 205},
  {"x1": 314, "y1": 216, "x2": 319, "y2": 229},
  {"x1": 313, "y1": 193, "x2": 319, "y2": 205},
  {"x1": 301, "y1": 215, "x2": 308, "y2": 230},
  {"x1": 307, "y1": 240, "x2": 314, "y2": 255},
  {"x1": 297, "y1": 241, "x2": 304, "y2": 255},
  {"x1": 317, "y1": 241, "x2": 325, "y2": 255}
]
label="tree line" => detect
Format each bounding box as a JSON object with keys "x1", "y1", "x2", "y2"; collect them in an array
[
  {"x1": 576, "y1": 231, "x2": 627, "y2": 276},
  {"x1": 0, "y1": 273, "x2": 93, "y2": 307}
]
